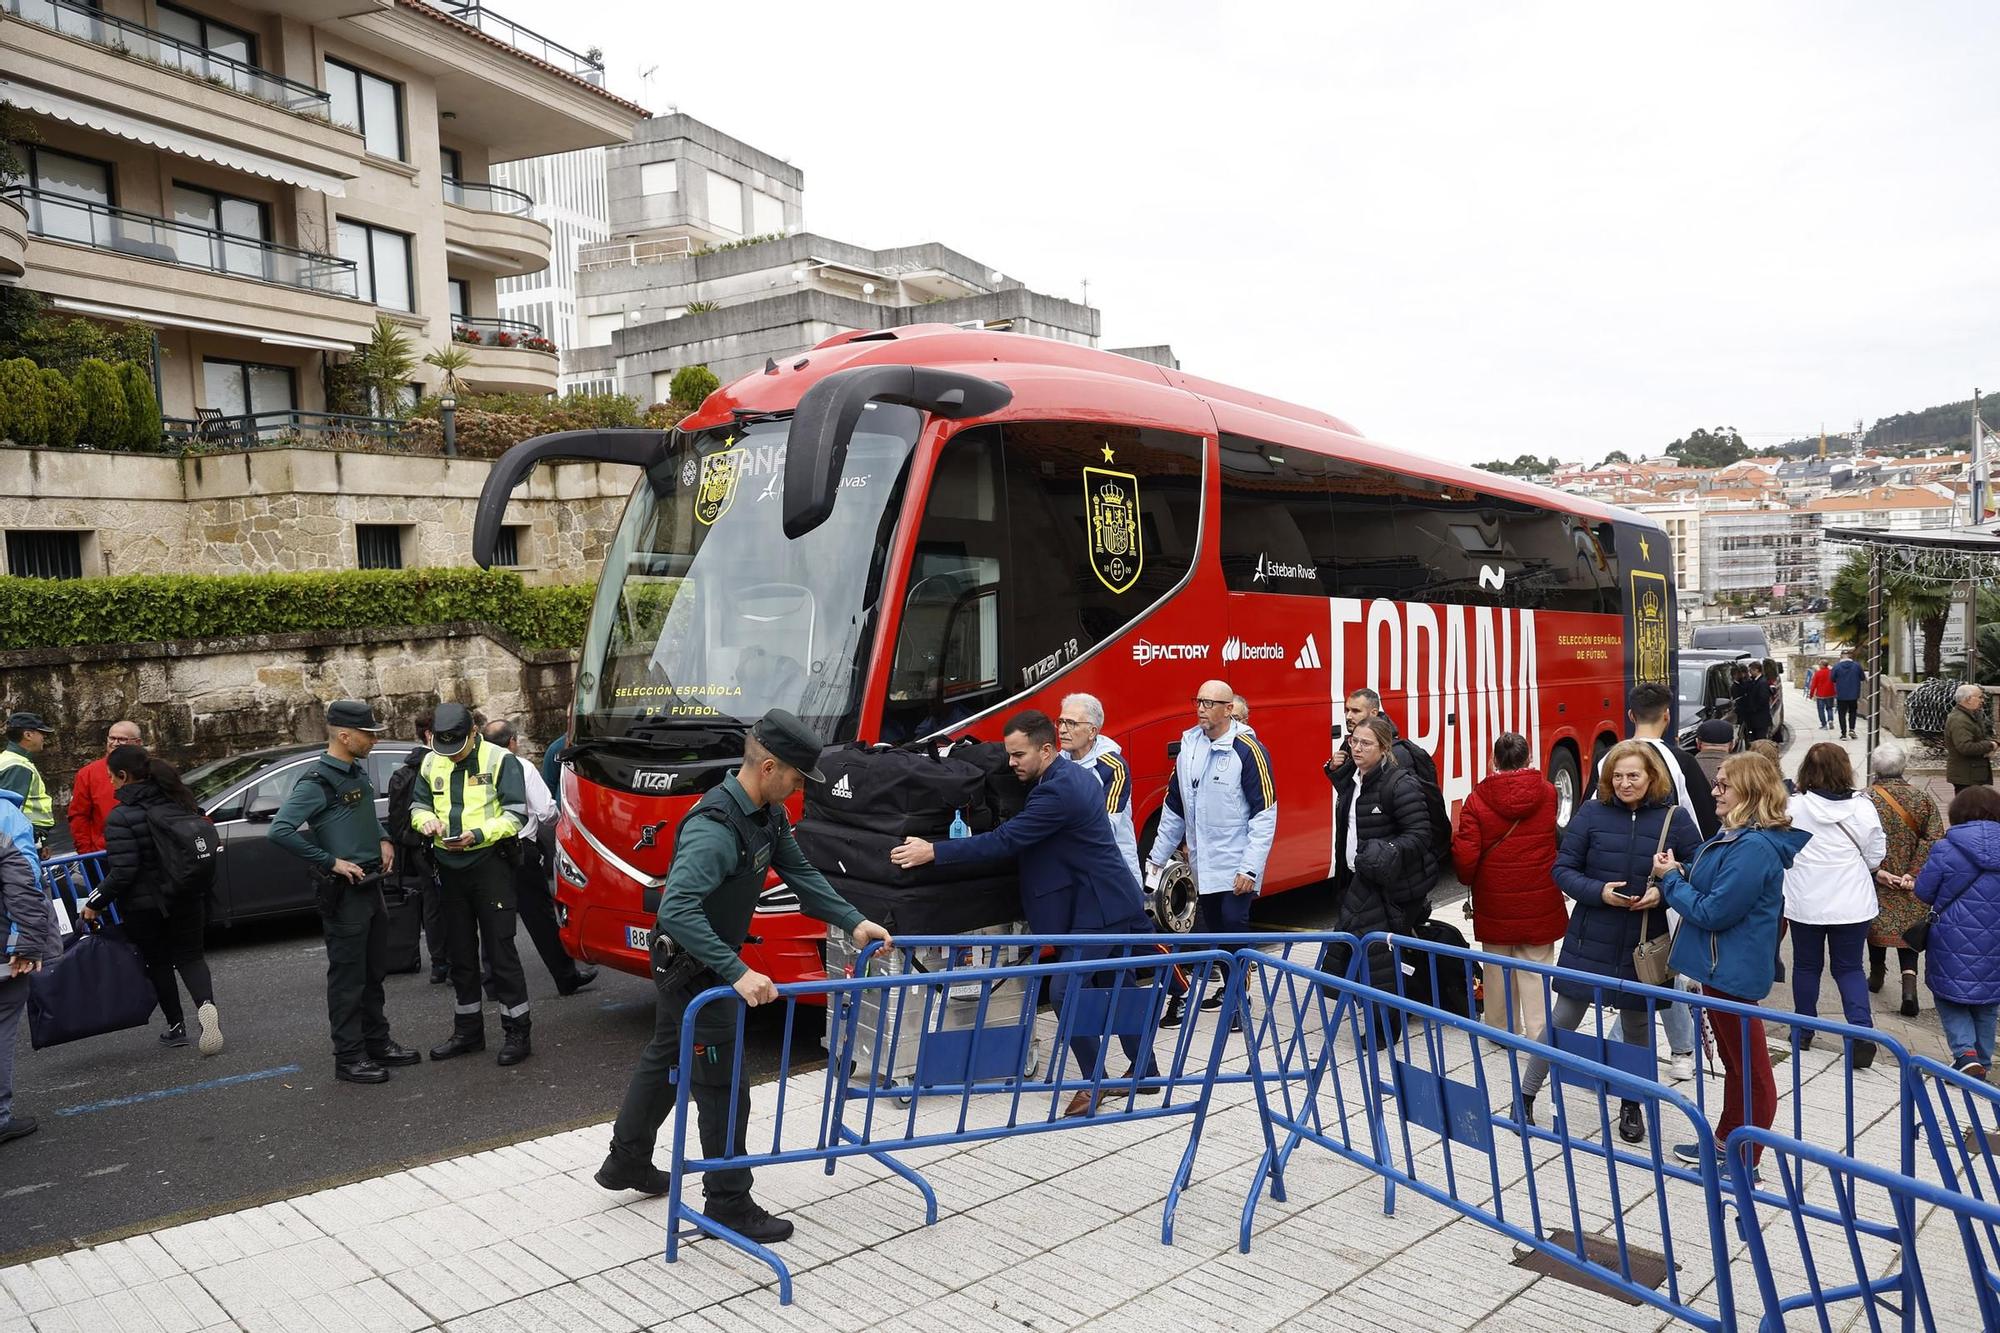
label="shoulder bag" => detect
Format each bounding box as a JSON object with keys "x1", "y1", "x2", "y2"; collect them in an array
[
  {"x1": 1632, "y1": 810, "x2": 1678, "y2": 987},
  {"x1": 1460, "y1": 815, "x2": 1522, "y2": 920}
]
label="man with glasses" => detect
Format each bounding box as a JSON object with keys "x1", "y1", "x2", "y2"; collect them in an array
[
  {"x1": 1058, "y1": 693, "x2": 1139, "y2": 881},
  {"x1": 66, "y1": 720, "x2": 143, "y2": 855},
  {"x1": 1147, "y1": 680, "x2": 1277, "y2": 990}
]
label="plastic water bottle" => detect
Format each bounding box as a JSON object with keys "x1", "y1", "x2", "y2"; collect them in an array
[{"x1": 949, "y1": 808, "x2": 970, "y2": 839}]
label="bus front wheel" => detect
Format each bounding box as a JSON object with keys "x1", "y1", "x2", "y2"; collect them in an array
[{"x1": 1549, "y1": 744, "x2": 1583, "y2": 831}]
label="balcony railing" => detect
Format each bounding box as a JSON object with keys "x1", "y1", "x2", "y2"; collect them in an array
[
  {"x1": 577, "y1": 235, "x2": 695, "y2": 270},
  {"x1": 7, "y1": 187, "x2": 358, "y2": 297},
  {"x1": 165, "y1": 410, "x2": 409, "y2": 449},
  {"x1": 427, "y1": 1, "x2": 604, "y2": 81},
  {"x1": 442, "y1": 177, "x2": 535, "y2": 217},
  {"x1": 451, "y1": 315, "x2": 556, "y2": 352},
  {"x1": 5, "y1": 0, "x2": 332, "y2": 117}
]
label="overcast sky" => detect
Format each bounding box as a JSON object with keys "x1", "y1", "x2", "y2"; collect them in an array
[{"x1": 564, "y1": 0, "x2": 1996, "y2": 466}]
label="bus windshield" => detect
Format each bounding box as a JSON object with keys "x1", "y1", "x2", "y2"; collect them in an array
[{"x1": 575, "y1": 403, "x2": 922, "y2": 752}]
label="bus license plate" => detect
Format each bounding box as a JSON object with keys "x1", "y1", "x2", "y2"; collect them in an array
[{"x1": 626, "y1": 925, "x2": 651, "y2": 950}]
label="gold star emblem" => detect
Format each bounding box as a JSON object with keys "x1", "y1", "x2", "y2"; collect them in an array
[
  {"x1": 1639, "y1": 535, "x2": 1651, "y2": 560},
  {"x1": 724, "y1": 435, "x2": 735, "y2": 448},
  {"x1": 1100, "y1": 443, "x2": 1115, "y2": 462}
]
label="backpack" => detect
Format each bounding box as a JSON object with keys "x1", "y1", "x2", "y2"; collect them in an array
[
  {"x1": 385, "y1": 754, "x2": 426, "y2": 847},
  {"x1": 1391, "y1": 740, "x2": 1452, "y2": 868},
  {"x1": 144, "y1": 805, "x2": 219, "y2": 899}
]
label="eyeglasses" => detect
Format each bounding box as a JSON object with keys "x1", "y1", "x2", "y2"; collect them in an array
[
  {"x1": 1194, "y1": 697, "x2": 1233, "y2": 709},
  {"x1": 1056, "y1": 717, "x2": 1091, "y2": 729},
  {"x1": 1712, "y1": 780, "x2": 1731, "y2": 793}
]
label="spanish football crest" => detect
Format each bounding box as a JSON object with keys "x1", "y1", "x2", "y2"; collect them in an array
[
  {"x1": 693, "y1": 448, "x2": 745, "y2": 526},
  {"x1": 1085, "y1": 466, "x2": 1143, "y2": 593},
  {"x1": 1631, "y1": 570, "x2": 1671, "y2": 689}
]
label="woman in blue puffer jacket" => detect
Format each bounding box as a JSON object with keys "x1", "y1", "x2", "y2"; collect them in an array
[
  {"x1": 1518, "y1": 741, "x2": 1700, "y2": 1141},
  {"x1": 1913, "y1": 785, "x2": 2000, "y2": 1080}
]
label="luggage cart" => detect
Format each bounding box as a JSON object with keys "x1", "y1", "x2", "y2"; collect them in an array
[{"x1": 824, "y1": 922, "x2": 1045, "y2": 1099}]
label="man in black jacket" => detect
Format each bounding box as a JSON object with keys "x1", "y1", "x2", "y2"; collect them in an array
[
  {"x1": 1731, "y1": 665, "x2": 1772, "y2": 743},
  {"x1": 388, "y1": 714, "x2": 449, "y2": 984},
  {"x1": 1625, "y1": 684, "x2": 1719, "y2": 839}
]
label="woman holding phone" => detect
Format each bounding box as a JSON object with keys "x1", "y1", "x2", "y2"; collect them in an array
[{"x1": 1517, "y1": 742, "x2": 1700, "y2": 1141}]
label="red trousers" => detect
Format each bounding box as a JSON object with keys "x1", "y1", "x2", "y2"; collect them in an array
[{"x1": 1702, "y1": 984, "x2": 1777, "y2": 1163}]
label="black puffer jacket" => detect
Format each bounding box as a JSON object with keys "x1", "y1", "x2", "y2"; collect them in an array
[
  {"x1": 1332, "y1": 759, "x2": 1439, "y2": 989},
  {"x1": 88, "y1": 781, "x2": 174, "y2": 915}
]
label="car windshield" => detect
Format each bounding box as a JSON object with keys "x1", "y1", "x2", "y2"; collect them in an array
[
  {"x1": 575, "y1": 404, "x2": 922, "y2": 753},
  {"x1": 184, "y1": 752, "x2": 283, "y2": 804},
  {"x1": 1678, "y1": 662, "x2": 1711, "y2": 702}
]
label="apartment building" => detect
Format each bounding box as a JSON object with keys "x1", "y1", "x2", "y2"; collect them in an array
[
  {"x1": 2, "y1": 0, "x2": 646, "y2": 424},
  {"x1": 490, "y1": 144, "x2": 607, "y2": 382},
  {"x1": 1630, "y1": 501, "x2": 1702, "y2": 599}
]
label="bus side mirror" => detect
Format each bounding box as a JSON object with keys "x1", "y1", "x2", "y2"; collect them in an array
[
  {"x1": 472, "y1": 429, "x2": 667, "y2": 569},
  {"x1": 783, "y1": 365, "x2": 1012, "y2": 540}
]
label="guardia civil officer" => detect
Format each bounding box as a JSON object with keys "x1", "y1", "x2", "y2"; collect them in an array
[
  {"x1": 410, "y1": 702, "x2": 534, "y2": 1067},
  {"x1": 0, "y1": 712, "x2": 55, "y2": 849},
  {"x1": 596, "y1": 710, "x2": 890, "y2": 1245},
  {"x1": 268, "y1": 700, "x2": 422, "y2": 1085},
  {"x1": 894, "y1": 708, "x2": 1162, "y2": 1118}
]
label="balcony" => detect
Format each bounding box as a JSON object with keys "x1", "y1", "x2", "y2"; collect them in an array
[
  {"x1": 0, "y1": 195, "x2": 25, "y2": 281},
  {"x1": 8, "y1": 187, "x2": 378, "y2": 347},
  {"x1": 164, "y1": 410, "x2": 411, "y2": 451},
  {"x1": 2, "y1": 0, "x2": 362, "y2": 196},
  {"x1": 451, "y1": 317, "x2": 558, "y2": 395},
  {"x1": 442, "y1": 181, "x2": 552, "y2": 278},
  {"x1": 425, "y1": 1, "x2": 605, "y2": 82}
]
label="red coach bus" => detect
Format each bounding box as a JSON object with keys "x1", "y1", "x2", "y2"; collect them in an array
[{"x1": 474, "y1": 325, "x2": 1676, "y2": 985}]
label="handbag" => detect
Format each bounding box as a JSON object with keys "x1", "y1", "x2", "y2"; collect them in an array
[
  {"x1": 1461, "y1": 817, "x2": 1524, "y2": 919},
  {"x1": 26, "y1": 922, "x2": 158, "y2": 1050},
  {"x1": 1904, "y1": 876, "x2": 1967, "y2": 953},
  {"x1": 1632, "y1": 813, "x2": 1679, "y2": 987}
]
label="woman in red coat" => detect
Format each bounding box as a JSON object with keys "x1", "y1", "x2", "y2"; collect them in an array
[{"x1": 1450, "y1": 731, "x2": 1570, "y2": 1040}]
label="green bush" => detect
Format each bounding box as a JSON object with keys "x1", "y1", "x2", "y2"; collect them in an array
[
  {"x1": 39, "y1": 369, "x2": 78, "y2": 449},
  {"x1": 116, "y1": 362, "x2": 163, "y2": 451},
  {"x1": 404, "y1": 389, "x2": 655, "y2": 458},
  {"x1": 668, "y1": 364, "x2": 720, "y2": 409},
  {"x1": 0, "y1": 568, "x2": 599, "y2": 652},
  {"x1": 69, "y1": 358, "x2": 128, "y2": 448},
  {"x1": 0, "y1": 357, "x2": 47, "y2": 446}
]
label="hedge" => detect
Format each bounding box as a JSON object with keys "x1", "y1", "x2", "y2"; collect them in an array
[{"x1": 0, "y1": 568, "x2": 599, "y2": 652}]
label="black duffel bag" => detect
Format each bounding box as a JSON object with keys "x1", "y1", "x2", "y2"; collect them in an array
[
  {"x1": 27, "y1": 923, "x2": 158, "y2": 1049},
  {"x1": 806, "y1": 744, "x2": 992, "y2": 837},
  {"x1": 828, "y1": 872, "x2": 1024, "y2": 936},
  {"x1": 938, "y1": 738, "x2": 1032, "y2": 823},
  {"x1": 794, "y1": 818, "x2": 1016, "y2": 887}
]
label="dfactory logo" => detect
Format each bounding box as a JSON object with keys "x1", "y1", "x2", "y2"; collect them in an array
[{"x1": 1130, "y1": 640, "x2": 1211, "y2": 665}]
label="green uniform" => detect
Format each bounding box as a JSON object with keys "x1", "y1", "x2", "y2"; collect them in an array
[
  {"x1": 607, "y1": 773, "x2": 865, "y2": 1208},
  {"x1": 0, "y1": 743, "x2": 52, "y2": 831},
  {"x1": 268, "y1": 753, "x2": 394, "y2": 1063}
]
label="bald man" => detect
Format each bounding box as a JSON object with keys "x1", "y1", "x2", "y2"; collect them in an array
[{"x1": 1147, "y1": 679, "x2": 1277, "y2": 956}]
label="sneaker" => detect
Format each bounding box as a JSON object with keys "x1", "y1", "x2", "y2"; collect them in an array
[
  {"x1": 1668, "y1": 1052, "x2": 1695, "y2": 1083},
  {"x1": 705, "y1": 1201, "x2": 793, "y2": 1245},
  {"x1": 160, "y1": 1022, "x2": 189, "y2": 1049},
  {"x1": 1199, "y1": 990, "x2": 1226, "y2": 1012},
  {"x1": 1159, "y1": 997, "x2": 1185, "y2": 1030},
  {"x1": 0, "y1": 1115, "x2": 39, "y2": 1146},
  {"x1": 1517, "y1": 1093, "x2": 1537, "y2": 1129},
  {"x1": 1672, "y1": 1141, "x2": 1762, "y2": 1183},
  {"x1": 1671, "y1": 1142, "x2": 1703, "y2": 1167},
  {"x1": 595, "y1": 1156, "x2": 671, "y2": 1196},
  {"x1": 1618, "y1": 1100, "x2": 1646, "y2": 1144},
  {"x1": 1954, "y1": 1053, "x2": 1988, "y2": 1081},
  {"x1": 196, "y1": 1002, "x2": 224, "y2": 1057}
]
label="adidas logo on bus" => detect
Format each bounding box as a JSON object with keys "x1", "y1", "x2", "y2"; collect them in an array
[
  {"x1": 1293, "y1": 634, "x2": 1323, "y2": 671},
  {"x1": 829, "y1": 775, "x2": 853, "y2": 799}
]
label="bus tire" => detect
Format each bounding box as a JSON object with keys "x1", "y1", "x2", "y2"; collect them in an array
[
  {"x1": 1150, "y1": 858, "x2": 1199, "y2": 934},
  {"x1": 1549, "y1": 743, "x2": 1584, "y2": 831}
]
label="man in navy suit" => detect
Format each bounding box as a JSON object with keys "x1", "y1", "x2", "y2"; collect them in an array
[{"x1": 891, "y1": 709, "x2": 1160, "y2": 1116}]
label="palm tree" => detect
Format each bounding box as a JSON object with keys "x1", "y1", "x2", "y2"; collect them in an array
[
  {"x1": 1826, "y1": 549, "x2": 1958, "y2": 677},
  {"x1": 353, "y1": 317, "x2": 416, "y2": 418},
  {"x1": 422, "y1": 343, "x2": 473, "y2": 398}
]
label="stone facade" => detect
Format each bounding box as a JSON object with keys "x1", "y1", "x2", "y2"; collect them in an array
[
  {"x1": 0, "y1": 623, "x2": 575, "y2": 807},
  {"x1": 0, "y1": 446, "x2": 639, "y2": 585}
]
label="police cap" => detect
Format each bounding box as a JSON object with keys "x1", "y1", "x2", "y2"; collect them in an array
[
  {"x1": 431, "y1": 702, "x2": 474, "y2": 753},
  {"x1": 326, "y1": 699, "x2": 387, "y2": 733},
  {"x1": 4, "y1": 711, "x2": 52, "y2": 733},
  {"x1": 752, "y1": 709, "x2": 826, "y2": 783}
]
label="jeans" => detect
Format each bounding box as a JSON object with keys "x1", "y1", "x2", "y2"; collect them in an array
[
  {"x1": 1521, "y1": 993, "x2": 1652, "y2": 1099},
  {"x1": 1790, "y1": 920, "x2": 1872, "y2": 1028},
  {"x1": 1936, "y1": 999, "x2": 2000, "y2": 1069},
  {"x1": 1815, "y1": 697, "x2": 1836, "y2": 728},
  {"x1": 0, "y1": 974, "x2": 25, "y2": 1127},
  {"x1": 1661, "y1": 978, "x2": 1698, "y2": 1056},
  {"x1": 1704, "y1": 984, "x2": 1777, "y2": 1164}
]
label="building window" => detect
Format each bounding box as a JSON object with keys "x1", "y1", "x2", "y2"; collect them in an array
[
  {"x1": 323, "y1": 58, "x2": 405, "y2": 160},
  {"x1": 752, "y1": 189, "x2": 784, "y2": 236},
  {"x1": 492, "y1": 525, "x2": 526, "y2": 567},
  {"x1": 202, "y1": 358, "x2": 296, "y2": 433},
  {"x1": 448, "y1": 279, "x2": 469, "y2": 321},
  {"x1": 5, "y1": 531, "x2": 84, "y2": 580},
  {"x1": 25, "y1": 148, "x2": 113, "y2": 245},
  {"x1": 355, "y1": 524, "x2": 407, "y2": 570},
  {"x1": 640, "y1": 160, "x2": 677, "y2": 195},
  {"x1": 155, "y1": 2, "x2": 257, "y2": 65},
  {"x1": 584, "y1": 312, "x2": 623, "y2": 346},
  {"x1": 171, "y1": 182, "x2": 270, "y2": 277},
  {"x1": 336, "y1": 219, "x2": 414, "y2": 310},
  {"x1": 705, "y1": 169, "x2": 742, "y2": 234},
  {"x1": 440, "y1": 146, "x2": 463, "y2": 182}
]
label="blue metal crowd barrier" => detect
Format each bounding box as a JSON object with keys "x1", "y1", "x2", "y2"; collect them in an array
[
  {"x1": 1728, "y1": 1127, "x2": 2000, "y2": 1330},
  {"x1": 1906, "y1": 1054, "x2": 2000, "y2": 1306},
  {"x1": 1235, "y1": 948, "x2": 1740, "y2": 1330},
  {"x1": 662, "y1": 945, "x2": 1251, "y2": 1304},
  {"x1": 38, "y1": 851, "x2": 110, "y2": 931}
]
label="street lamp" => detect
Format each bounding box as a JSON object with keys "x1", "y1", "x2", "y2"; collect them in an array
[{"x1": 440, "y1": 393, "x2": 457, "y2": 458}]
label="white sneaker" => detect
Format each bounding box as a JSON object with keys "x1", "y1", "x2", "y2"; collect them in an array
[
  {"x1": 196, "y1": 1001, "x2": 224, "y2": 1057},
  {"x1": 1668, "y1": 1052, "x2": 1695, "y2": 1083}
]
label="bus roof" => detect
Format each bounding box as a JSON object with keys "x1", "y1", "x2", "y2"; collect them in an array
[{"x1": 697, "y1": 324, "x2": 1657, "y2": 532}]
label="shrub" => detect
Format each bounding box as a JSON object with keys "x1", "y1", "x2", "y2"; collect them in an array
[
  {"x1": 405, "y1": 389, "x2": 650, "y2": 457},
  {"x1": 117, "y1": 361, "x2": 163, "y2": 451},
  {"x1": 39, "y1": 368, "x2": 78, "y2": 449},
  {"x1": 0, "y1": 356, "x2": 47, "y2": 446},
  {"x1": 0, "y1": 311, "x2": 151, "y2": 377},
  {"x1": 0, "y1": 567, "x2": 600, "y2": 651},
  {"x1": 668, "y1": 364, "x2": 720, "y2": 409},
  {"x1": 70, "y1": 358, "x2": 128, "y2": 447}
]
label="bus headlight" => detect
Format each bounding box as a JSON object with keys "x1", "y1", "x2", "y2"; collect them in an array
[{"x1": 555, "y1": 844, "x2": 589, "y2": 889}]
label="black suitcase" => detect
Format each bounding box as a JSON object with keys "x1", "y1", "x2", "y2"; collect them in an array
[
  {"x1": 806, "y1": 745, "x2": 992, "y2": 836},
  {"x1": 382, "y1": 883, "x2": 424, "y2": 976},
  {"x1": 939, "y1": 739, "x2": 1032, "y2": 823},
  {"x1": 794, "y1": 818, "x2": 1016, "y2": 888},
  {"x1": 829, "y1": 872, "x2": 1023, "y2": 935}
]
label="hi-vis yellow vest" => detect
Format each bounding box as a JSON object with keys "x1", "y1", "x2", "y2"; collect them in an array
[
  {"x1": 0, "y1": 747, "x2": 51, "y2": 828},
  {"x1": 418, "y1": 738, "x2": 516, "y2": 848}
]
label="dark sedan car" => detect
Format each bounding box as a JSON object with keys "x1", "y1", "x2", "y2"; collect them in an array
[{"x1": 179, "y1": 742, "x2": 418, "y2": 924}]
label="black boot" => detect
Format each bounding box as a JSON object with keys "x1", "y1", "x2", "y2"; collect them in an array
[
  {"x1": 1618, "y1": 1099, "x2": 1645, "y2": 1144},
  {"x1": 705, "y1": 1199, "x2": 793, "y2": 1244},
  {"x1": 429, "y1": 1013, "x2": 485, "y2": 1061},
  {"x1": 1852, "y1": 1039, "x2": 1878, "y2": 1071},
  {"x1": 1868, "y1": 948, "x2": 1886, "y2": 994},
  {"x1": 498, "y1": 1014, "x2": 532, "y2": 1067},
  {"x1": 1901, "y1": 972, "x2": 1920, "y2": 1019},
  {"x1": 595, "y1": 1154, "x2": 670, "y2": 1196},
  {"x1": 557, "y1": 965, "x2": 600, "y2": 997}
]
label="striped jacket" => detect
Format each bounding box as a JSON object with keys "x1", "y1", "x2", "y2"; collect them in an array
[
  {"x1": 1077, "y1": 734, "x2": 1139, "y2": 881},
  {"x1": 1148, "y1": 721, "x2": 1278, "y2": 895}
]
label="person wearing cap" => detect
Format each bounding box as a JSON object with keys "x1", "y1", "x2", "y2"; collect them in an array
[
  {"x1": 270, "y1": 700, "x2": 421, "y2": 1085},
  {"x1": 410, "y1": 702, "x2": 535, "y2": 1067},
  {"x1": 1694, "y1": 718, "x2": 1737, "y2": 792},
  {"x1": 0, "y1": 712, "x2": 55, "y2": 847},
  {"x1": 596, "y1": 709, "x2": 891, "y2": 1245}
]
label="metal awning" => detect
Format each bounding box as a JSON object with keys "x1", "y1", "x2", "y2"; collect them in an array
[{"x1": 0, "y1": 80, "x2": 349, "y2": 197}]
